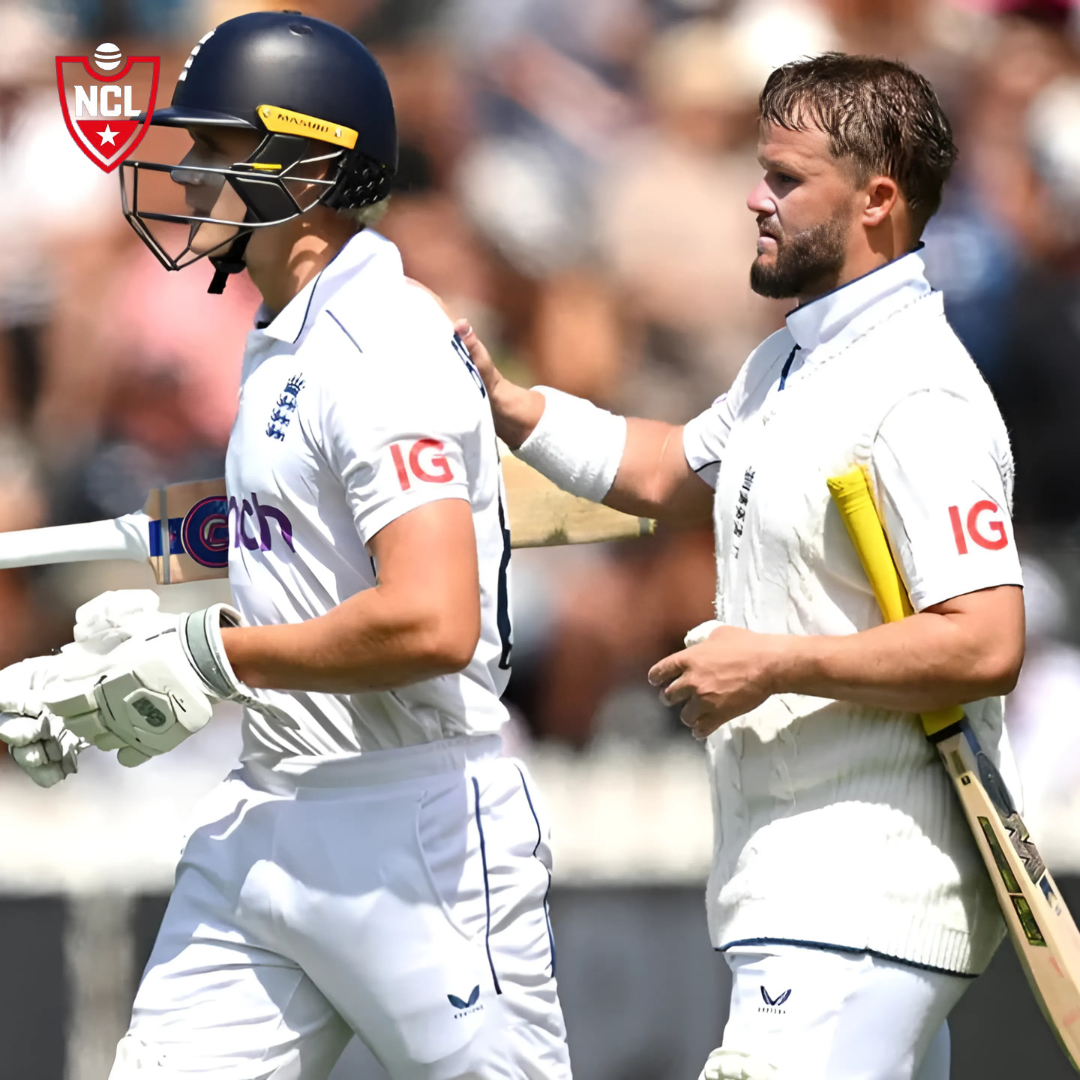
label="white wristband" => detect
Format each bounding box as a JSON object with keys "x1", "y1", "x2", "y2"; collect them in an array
[
  {"x1": 182, "y1": 604, "x2": 254, "y2": 704},
  {"x1": 514, "y1": 387, "x2": 628, "y2": 502}
]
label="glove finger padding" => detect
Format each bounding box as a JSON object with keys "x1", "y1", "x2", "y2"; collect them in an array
[
  {"x1": 11, "y1": 730, "x2": 81, "y2": 787},
  {"x1": 11, "y1": 740, "x2": 51, "y2": 769},
  {"x1": 74, "y1": 590, "x2": 172, "y2": 655},
  {"x1": 0, "y1": 711, "x2": 47, "y2": 746},
  {"x1": 47, "y1": 633, "x2": 214, "y2": 760},
  {"x1": 117, "y1": 745, "x2": 152, "y2": 768}
]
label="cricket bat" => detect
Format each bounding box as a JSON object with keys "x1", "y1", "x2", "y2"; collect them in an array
[
  {"x1": 0, "y1": 458, "x2": 654, "y2": 585},
  {"x1": 828, "y1": 465, "x2": 1080, "y2": 1072}
]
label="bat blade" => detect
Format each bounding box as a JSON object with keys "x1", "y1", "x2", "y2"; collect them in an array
[
  {"x1": 933, "y1": 721, "x2": 1080, "y2": 1070},
  {"x1": 143, "y1": 478, "x2": 231, "y2": 586},
  {"x1": 501, "y1": 454, "x2": 653, "y2": 548},
  {"x1": 0, "y1": 459, "x2": 654, "y2": 583},
  {"x1": 828, "y1": 465, "x2": 1080, "y2": 1073}
]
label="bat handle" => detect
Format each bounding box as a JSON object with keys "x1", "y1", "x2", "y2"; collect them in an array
[{"x1": 0, "y1": 514, "x2": 151, "y2": 569}]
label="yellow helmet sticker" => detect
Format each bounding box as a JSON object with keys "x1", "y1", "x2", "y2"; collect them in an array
[{"x1": 257, "y1": 105, "x2": 358, "y2": 150}]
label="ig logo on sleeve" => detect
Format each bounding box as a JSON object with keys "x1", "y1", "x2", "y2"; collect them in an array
[{"x1": 56, "y1": 44, "x2": 159, "y2": 172}]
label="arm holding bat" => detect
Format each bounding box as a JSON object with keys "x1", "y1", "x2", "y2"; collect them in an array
[
  {"x1": 648, "y1": 388, "x2": 1026, "y2": 740},
  {"x1": 648, "y1": 586, "x2": 1023, "y2": 740}
]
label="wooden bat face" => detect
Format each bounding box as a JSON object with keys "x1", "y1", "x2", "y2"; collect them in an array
[
  {"x1": 828, "y1": 466, "x2": 1080, "y2": 1071},
  {"x1": 142, "y1": 461, "x2": 654, "y2": 584},
  {"x1": 933, "y1": 719, "x2": 1080, "y2": 1070},
  {"x1": 0, "y1": 459, "x2": 653, "y2": 582},
  {"x1": 143, "y1": 479, "x2": 230, "y2": 585}
]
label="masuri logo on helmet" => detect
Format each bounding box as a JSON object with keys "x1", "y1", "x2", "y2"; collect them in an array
[{"x1": 56, "y1": 44, "x2": 160, "y2": 173}]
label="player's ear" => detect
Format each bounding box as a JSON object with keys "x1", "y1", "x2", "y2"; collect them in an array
[{"x1": 862, "y1": 175, "x2": 900, "y2": 229}]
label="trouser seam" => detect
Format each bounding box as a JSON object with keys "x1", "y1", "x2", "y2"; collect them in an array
[{"x1": 472, "y1": 775, "x2": 503, "y2": 995}]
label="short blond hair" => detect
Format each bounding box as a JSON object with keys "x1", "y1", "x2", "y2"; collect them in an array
[{"x1": 339, "y1": 196, "x2": 391, "y2": 230}]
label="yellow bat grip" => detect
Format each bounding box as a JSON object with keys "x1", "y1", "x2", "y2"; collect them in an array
[{"x1": 826, "y1": 467, "x2": 963, "y2": 737}]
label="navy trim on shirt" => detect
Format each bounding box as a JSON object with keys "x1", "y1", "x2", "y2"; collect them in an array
[
  {"x1": 778, "y1": 344, "x2": 800, "y2": 391},
  {"x1": 717, "y1": 936, "x2": 977, "y2": 978},
  {"x1": 325, "y1": 310, "x2": 364, "y2": 355}
]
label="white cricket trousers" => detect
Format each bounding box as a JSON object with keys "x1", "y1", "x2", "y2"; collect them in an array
[
  {"x1": 714, "y1": 943, "x2": 972, "y2": 1079},
  {"x1": 109, "y1": 735, "x2": 571, "y2": 1080}
]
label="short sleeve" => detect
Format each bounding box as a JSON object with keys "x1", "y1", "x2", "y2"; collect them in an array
[
  {"x1": 322, "y1": 334, "x2": 476, "y2": 546},
  {"x1": 872, "y1": 390, "x2": 1023, "y2": 611},
  {"x1": 683, "y1": 393, "x2": 734, "y2": 490}
]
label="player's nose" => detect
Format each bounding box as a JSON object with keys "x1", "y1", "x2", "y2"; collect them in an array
[{"x1": 747, "y1": 178, "x2": 776, "y2": 216}]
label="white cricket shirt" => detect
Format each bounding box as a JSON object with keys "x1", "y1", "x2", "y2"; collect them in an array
[
  {"x1": 225, "y1": 230, "x2": 511, "y2": 762},
  {"x1": 682, "y1": 250, "x2": 1023, "y2": 976}
]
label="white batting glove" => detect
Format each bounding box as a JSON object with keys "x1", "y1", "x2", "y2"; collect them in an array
[
  {"x1": 0, "y1": 648, "x2": 109, "y2": 787},
  {"x1": 698, "y1": 1047, "x2": 778, "y2": 1080},
  {"x1": 73, "y1": 589, "x2": 176, "y2": 655},
  {"x1": 46, "y1": 604, "x2": 253, "y2": 768},
  {"x1": 2, "y1": 712, "x2": 83, "y2": 787}
]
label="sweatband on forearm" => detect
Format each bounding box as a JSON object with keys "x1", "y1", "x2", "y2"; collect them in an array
[
  {"x1": 513, "y1": 387, "x2": 628, "y2": 502},
  {"x1": 182, "y1": 604, "x2": 247, "y2": 701}
]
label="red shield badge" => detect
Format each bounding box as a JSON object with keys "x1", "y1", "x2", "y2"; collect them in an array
[{"x1": 56, "y1": 46, "x2": 160, "y2": 173}]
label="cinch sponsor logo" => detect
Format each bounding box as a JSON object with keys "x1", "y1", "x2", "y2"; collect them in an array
[
  {"x1": 149, "y1": 495, "x2": 230, "y2": 569},
  {"x1": 148, "y1": 493, "x2": 295, "y2": 567},
  {"x1": 229, "y1": 494, "x2": 295, "y2": 554},
  {"x1": 56, "y1": 44, "x2": 160, "y2": 172}
]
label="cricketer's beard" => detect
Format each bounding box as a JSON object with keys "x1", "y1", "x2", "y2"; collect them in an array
[{"x1": 750, "y1": 210, "x2": 848, "y2": 299}]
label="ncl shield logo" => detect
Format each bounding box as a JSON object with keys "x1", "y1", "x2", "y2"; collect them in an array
[{"x1": 56, "y1": 43, "x2": 159, "y2": 172}]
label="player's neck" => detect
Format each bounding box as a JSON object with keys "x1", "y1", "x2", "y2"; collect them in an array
[{"x1": 246, "y1": 211, "x2": 359, "y2": 317}]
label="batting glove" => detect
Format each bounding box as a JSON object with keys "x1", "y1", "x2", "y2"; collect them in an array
[
  {"x1": 73, "y1": 589, "x2": 177, "y2": 655},
  {"x1": 0, "y1": 648, "x2": 109, "y2": 787},
  {"x1": 46, "y1": 604, "x2": 253, "y2": 768}
]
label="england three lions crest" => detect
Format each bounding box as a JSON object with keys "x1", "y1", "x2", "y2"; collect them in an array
[{"x1": 56, "y1": 43, "x2": 159, "y2": 173}]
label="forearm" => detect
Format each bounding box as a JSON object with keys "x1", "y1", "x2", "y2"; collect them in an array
[
  {"x1": 768, "y1": 609, "x2": 1022, "y2": 713},
  {"x1": 604, "y1": 418, "x2": 712, "y2": 522},
  {"x1": 221, "y1": 590, "x2": 474, "y2": 694},
  {"x1": 505, "y1": 387, "x2": 711, "y2": 524}
]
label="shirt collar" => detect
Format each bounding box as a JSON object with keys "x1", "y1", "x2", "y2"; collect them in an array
[
  {"x1": 785, "y1": 248, "x2": 931, "y2": 354},
  {"x1": 253, "y1": 228, "x2": 397, "y2": 345}
]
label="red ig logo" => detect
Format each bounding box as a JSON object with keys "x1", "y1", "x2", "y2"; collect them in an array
[
  {"x1": 949, "y1": 501, "x2": 1008, "y2": 554},
  {"x1": 389, "y1": 439, "x2": 454, "y2": 490}
]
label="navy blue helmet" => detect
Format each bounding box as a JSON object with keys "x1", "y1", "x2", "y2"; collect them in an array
[{"x1": 122, "y1": 11, "x2": 398, "y2": 292}]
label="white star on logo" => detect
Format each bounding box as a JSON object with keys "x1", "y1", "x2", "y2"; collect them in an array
[{"x1": 98, "y1": 124, "x2": 118, "y2": 146}]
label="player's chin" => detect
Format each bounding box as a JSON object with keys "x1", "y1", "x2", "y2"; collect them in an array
[{"x1": 189, "y1": 222, "x2": 240, "y2": 256}]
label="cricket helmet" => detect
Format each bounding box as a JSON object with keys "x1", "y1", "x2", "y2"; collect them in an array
[{"x1": 122, "y1": 10, "x2": 397, "y2": 292}]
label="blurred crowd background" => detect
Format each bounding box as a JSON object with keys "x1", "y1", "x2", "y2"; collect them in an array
[{"x1": 4, "y1": 0, "x2": 1080, "y2": 832}]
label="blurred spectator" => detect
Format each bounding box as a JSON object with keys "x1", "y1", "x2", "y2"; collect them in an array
[
  {"x1": 1005, "y1": 556, "x2": 1080, "y2": 815},
  {"x1": 596, "y1": 18, "x2": 788, "y2": 419},
  {"x1": 991, "y1": 72, "x2": 1080, "y2": 530},
  {"x1": 526, "y1": 532, "x2": 716, "y2": 746},
  {"x1": 51, "y1": 245, "x2": 258, "y2": 523},
  {"x1": 0, "y1": 3, "x2": 115, "y2": 431},
  {"x1": 0, "y1": 431, "x2": 58, "y2": 666}
]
